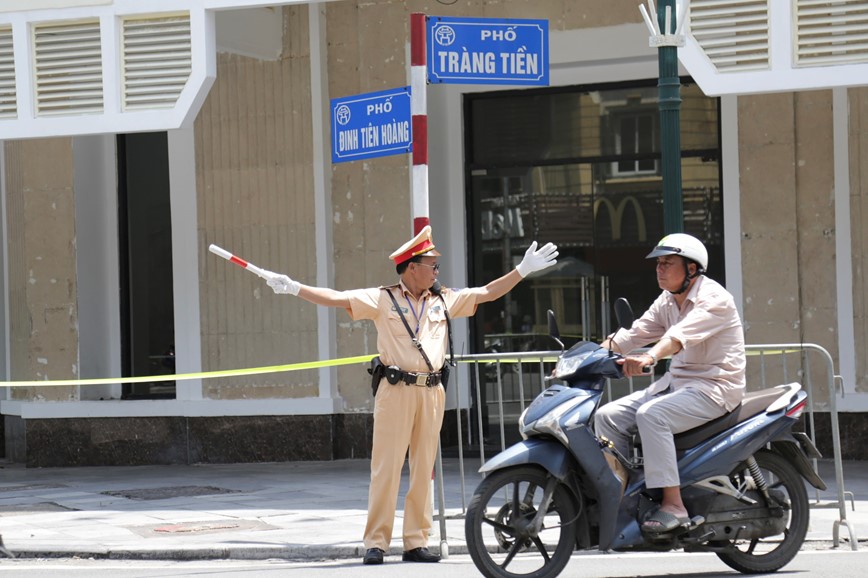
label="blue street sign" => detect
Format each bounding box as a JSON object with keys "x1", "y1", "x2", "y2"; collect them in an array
[
  {"x1": 330, "y1": 86, "x2": 412, "y2": 164},
  {"x1": 427, "y1": 16, "x2": 549, "y2": 86}
]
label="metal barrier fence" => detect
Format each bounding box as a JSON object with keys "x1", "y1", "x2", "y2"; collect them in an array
[{"x1": 434, "y1": 342, "x2": 857, "y2": 551}]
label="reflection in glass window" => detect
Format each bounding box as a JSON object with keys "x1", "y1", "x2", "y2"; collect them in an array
[
  {"x1": 612, "y1": 112, "x2": 658, "y2": 176},
  {"x1": 466, "y1": 79, "x2": 721, "y2": 347}
]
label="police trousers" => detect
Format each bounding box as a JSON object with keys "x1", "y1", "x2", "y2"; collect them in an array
[{"x1": 363, "y1": 379, "x2": 445, "y2": 551}]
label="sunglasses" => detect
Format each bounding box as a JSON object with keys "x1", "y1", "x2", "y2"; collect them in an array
[{"x1": 415, "y1": 262, "x2": 440, "y2": 272}]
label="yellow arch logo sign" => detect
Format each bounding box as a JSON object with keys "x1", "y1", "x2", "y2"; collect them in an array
[{"x1": 593, "y1": 196, "x2": 647, "y2": 242}]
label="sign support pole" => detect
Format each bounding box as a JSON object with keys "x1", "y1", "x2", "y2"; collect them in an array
[{"x1": 411, "y1": 13, "x2": 429, "y2": 235}]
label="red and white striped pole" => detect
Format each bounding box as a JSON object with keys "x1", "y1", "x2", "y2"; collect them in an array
[
  {"x1": 412, "y1": 12, "x2": 438, "y2": 529},
  {"x1": 410, "y1": 12, "x2": 429, "y2": 236}
]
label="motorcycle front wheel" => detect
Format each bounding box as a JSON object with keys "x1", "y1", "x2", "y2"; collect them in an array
[
  {"x1": 465, "y1": 466, "x2": 577, "y2": 578},
  {"x1": 715, "y1": 450, "x2": 809, "y2": 574}
]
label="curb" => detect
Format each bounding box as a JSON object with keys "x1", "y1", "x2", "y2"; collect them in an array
[
  {"x1": 4, "y1": 545, "x2": 365, "y2": 561},
  {"x1": 0, "y1": 543, "x2": 475, "y2": 561}
]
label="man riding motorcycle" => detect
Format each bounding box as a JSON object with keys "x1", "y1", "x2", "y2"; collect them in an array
[{"x1": 595, "y1": 233, "x2": 746, "y2": 533}]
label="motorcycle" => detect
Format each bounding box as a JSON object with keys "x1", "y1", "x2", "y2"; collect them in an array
[{"x1": 465, "y1": 298, "x2": 826, "y2": 578}]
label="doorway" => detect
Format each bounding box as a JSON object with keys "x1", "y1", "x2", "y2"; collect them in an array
[{"x1": 116, "y1": 132, "x2": 176, "y2": 399}]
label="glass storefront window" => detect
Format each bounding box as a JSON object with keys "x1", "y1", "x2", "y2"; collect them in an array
[
  {"x1": 465, "y1": 79, "x2": 722, "y2": 447},
  {"x1": 467, "y1": 79, "x2": 721, "y2": 349},
  {"x1": 469, "y1": 158, "x2": 722, "y2": 346}
]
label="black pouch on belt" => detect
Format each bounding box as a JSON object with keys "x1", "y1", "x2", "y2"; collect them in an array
[
  {"x1": 384, "y1": 366, "x2": 402, "y2": 385},
  {"x1": 368, "y1": 356, "x2": 385, "y2": 396},
  {"x1": 440, "y1": 363, "x2": 450, "y2": 391}
]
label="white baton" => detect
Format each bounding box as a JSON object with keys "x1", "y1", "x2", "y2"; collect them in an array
[{"x1": 208, "y1": 244, "x2": 272, "y2": 281}]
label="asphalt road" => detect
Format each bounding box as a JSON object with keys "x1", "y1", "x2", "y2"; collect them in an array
[{"x1": 1, "y1": 548, "x2": 866, "y2": 577}]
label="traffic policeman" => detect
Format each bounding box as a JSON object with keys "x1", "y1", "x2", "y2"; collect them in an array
[{"x1": 265, "y1": 225, "x2": 558, "y2": 564}]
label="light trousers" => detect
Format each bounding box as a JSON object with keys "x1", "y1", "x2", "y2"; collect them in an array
[
  {"x1": 363, "y1": 380, "x2": 445, "y2": 551},
  {"x1": 594, "y1": 386, "x2": 725, "y2": 488}
]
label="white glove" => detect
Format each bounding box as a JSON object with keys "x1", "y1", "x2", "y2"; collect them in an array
[
  {"x1": 516, "y1": 241, "x2": 558, "y2": 278},
  {"x1": 265, "y1": 271, "x2": 300, "y2": 296}
]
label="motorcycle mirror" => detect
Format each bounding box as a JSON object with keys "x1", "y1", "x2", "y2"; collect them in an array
[
  {"x1": 614, "y1": 298, "x2": 635, "y2": 330},
  {"x1": 547, "y1": 309, "x2": 564, "y2": 351}
]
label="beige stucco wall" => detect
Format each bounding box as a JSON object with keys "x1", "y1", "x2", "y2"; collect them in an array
[
  {"x1": 738, "y1": 91, "x2": 841, "y2": 403},
  {"x1": 3, "y1": 138, "x2": 79, "y2": 401},
  {"x1": 196, "y1": 5, "x2": 320, "y2": 400}
]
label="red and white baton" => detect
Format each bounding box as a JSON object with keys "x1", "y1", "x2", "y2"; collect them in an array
[{"x1": 209, "y1": 244, "x2": 272, "y2": 281}]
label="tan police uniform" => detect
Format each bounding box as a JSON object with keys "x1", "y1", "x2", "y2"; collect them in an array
[{"x1": 344, "y1": 228, "x2": 479, "y2": 552}]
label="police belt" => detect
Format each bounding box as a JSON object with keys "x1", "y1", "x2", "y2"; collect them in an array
[{"x1": 384, "y1": 366, "x2": 441, "y2": 387}]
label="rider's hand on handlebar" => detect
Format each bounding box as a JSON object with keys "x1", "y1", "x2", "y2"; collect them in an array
[{"x1": 617, "y1": 353, "x2": 655, "y2": 377}]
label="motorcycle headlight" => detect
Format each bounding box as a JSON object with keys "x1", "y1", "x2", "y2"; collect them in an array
[
  {"x1": 518, "y1": 406, "x2": 530, "y2": 439},
  {"x1": 553, "y1": 356, "x2": 582, "y2": 378},
  {"x1": 520, "y1": 396, "x2": 584, "y2": 445}
]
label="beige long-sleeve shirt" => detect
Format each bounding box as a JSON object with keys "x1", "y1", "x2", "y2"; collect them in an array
[{"x1": 611, "y1": 275, "x2": 746, "y2": 411}]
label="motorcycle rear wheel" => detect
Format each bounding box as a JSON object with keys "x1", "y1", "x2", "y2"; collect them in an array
[
  {"x1": 465, "y1": 466, "x2": 577, "y2": 578},
  {"x1": 715, "y1": 450, "x2": 809, "y2": 574}
]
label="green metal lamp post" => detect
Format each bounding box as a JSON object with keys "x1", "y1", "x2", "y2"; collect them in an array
[{"x1": 641, "y1": 0, "x2": 687, "y2": 235}]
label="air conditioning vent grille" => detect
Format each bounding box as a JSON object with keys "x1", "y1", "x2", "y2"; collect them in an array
[
  {"x1": 0, "y1": 26, "x2": 15, "y2": 119},
  {"x1": 690, "y1": 0, "x2": 770, "y2": 72},
  {"x1": 33, "y1": 19, "x2": 104, "y2": 116},
  {"x1": 795, "y1": 0, "x2": 868, "y2": 67},
  {"x1": 122, "y1": 14, "x2": 192, "y2": 111}
]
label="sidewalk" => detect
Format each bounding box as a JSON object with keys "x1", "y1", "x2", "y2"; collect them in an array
[{"x1": 0, "y1": 457, "x2": 864, "y2": 560}]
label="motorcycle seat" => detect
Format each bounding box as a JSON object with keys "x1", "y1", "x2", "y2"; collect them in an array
[{"x1": 671, "y1": 388, "x2": 786, "y2": 451}]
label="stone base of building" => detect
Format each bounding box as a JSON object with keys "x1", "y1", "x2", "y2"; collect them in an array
[
  {"x1": 811, "y1": 412, "x2": 868, "y2": 461},
  {"x1": 3, "y1": 410, "x2": 866, "y2": 467},
  {"x1": 2, "y1": 413, "x2": 376, "y2": 467}
]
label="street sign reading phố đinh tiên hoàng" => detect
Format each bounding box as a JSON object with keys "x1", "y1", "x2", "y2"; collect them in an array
[{"x1": 330, "y1": 86, "x2": 412, "y2": 164}]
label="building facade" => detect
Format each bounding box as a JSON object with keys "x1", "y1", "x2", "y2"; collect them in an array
[{"x1": 1, "y1": 0, "x2": 867, "y2": 466}]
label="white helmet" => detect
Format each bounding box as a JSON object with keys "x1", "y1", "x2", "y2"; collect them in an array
[{"x1": 646, "y1": 233, "x2": 708, "y2": 271}]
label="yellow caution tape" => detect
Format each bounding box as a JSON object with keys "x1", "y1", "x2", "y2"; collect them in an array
[
  {"x1": 2, "y1": 354, "x2": 377, "y2": 387},
  {"x1": 1, "y1": 347, "x2": 802, "y2": 388},
  {"x1": 746, "y1": 348, "x2": 803, "y2": 356}
]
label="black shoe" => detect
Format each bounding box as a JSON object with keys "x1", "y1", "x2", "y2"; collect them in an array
[
  {"x1": 363, "y1": 548, "x2": 384, "y2": 565},
  {"x1": 402, "y1": 547, "x2": 440, "y2": 563}
]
